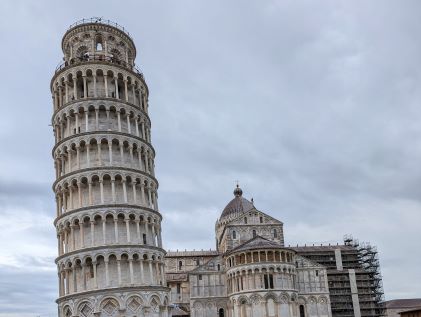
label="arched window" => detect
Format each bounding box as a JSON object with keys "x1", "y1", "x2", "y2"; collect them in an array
[
  {"x1": 178, "y1": 261, "x2": 182, "y2": 270},
  {"x1": 217, "y1": 264, "x2": 221, "y2": 271},
  {"x1": 95, "y1": 35, "x2": 103, "y2": 51},
  {"x1": 232, "y1": 231, "x2": 236, "y2": 239},
  {"x1": 259, "y1": 216, "x2": 263, "y2": 223},
  {"x1": 219, "y1": 308, "x2": 225, "y2": 317},
  {"x1": 264, "y1": 274, "x2": 274, "y2": 289},
  {"x1": 300, "y1": 305, "x2": 306, "y2": 317},
  {"x1": 273, "y1": 229, "x2": 278, "y2": 238},
  {"x1": 244, "y1": 217, "x2": 247, "y2": 224},
  {"x1": 76, "y1": 45, "x2": 89, "y2": 60},
  {"x1": 252, "y1": 230, "x2": 256, "y2": 237}
]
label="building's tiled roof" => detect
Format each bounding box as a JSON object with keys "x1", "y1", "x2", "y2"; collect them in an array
[
  {"x1": 399, "y1": 307, "x2": 421, "y2": 314},
  {"x1": 385, "y1": 299, "x2": 421, "y2": 309},
  {"x1": 166, "y1": 250, "x2": 220, "y2": 257},
  {"x1": 220, "y1": 196, "x2": 254, "y2": 221},
  {"x1": 227, "y1": 235, "x2": 283, "y2": 254}
]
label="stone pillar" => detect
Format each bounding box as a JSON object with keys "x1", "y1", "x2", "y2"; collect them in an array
[
  {"x1": 81, "y1": 264, "x2": 86, "y2": 291},
  {"x1": 114, "y1": 77, "x2": 119, "y2": 99},
  {"x1": 117, "y1": 259, "x2": 122, "y2": 285},
  {"x1": 93, "y1": 74, "x2": 97, "y2": 97},
  {"x1": 124, "y1": 79, "x2": 128, "y2": 102},
  {"x1": 97, "y1": 143, "x2": 102, "y2": 166},
  {"x1": 129, "y1": 258, "x2": 134, "y2": 284},
  {"x1": 70, "y1": 225, "x2": 75, "y2": 251},
  {"x1": 140, "y1": 259, "x2": 145, "y2": 284},
  {"x1": 88, "y1": 181, "x2": 92, "y2": 205},
  {"x1": 132, "y1": 181, "x2": 137, "y2": 203},
  {"x1": 127, "y1": 115, "x2": 131, "y2": 133},
  {"x1": 64, "y1": 81, "x2": 69, "y2": 103},
  {"x1": 136, "y1": 220, "x2": 141, "y2": 242},
  {"x1": 114, "y1": 219, "x2": 119, "y2": 243},
  {"x1": 125, "y1": 218, "x2": 131, "y2": 243},
  {"x1": 73, "y1": 77, "x2": 77, "y2": 100},
  {"x1": 99, "y1": 180, "x2": 104, "y2": 203},
  {"x1": 95, "y1": 108, "x2": 99, "y2": 130},
  {"x1": 58, "y1": 85, "x2": 63, "y2": 108},
  {"x1": 79, "y1": 222, "x2": 84, "y2": 248},
  {"x1": 111, "y1": 179, "x2": 116, "y2": 203},
  {"x1": 135, "y1": 118, "x2": 140, "y2": 136},
  {"x1": 117, "y1": 111, "x2": 122, "y2": 132},
  {"x1": 108, "y1": 143, "x2": 113, "y2": 165},
  {"x1": 105, "y1": 260, "x2": 109, "y2": 286},
  {"x1": 102, "y1": 219, "x2": 106, "y2": 244},
  {"x1": 76, "y1": 146, "x2": 80, "y2": 169},
  {"x1": 85, "y1": 111, "x2": 89, "y2": 132},
  {"x1": 86, "y1": 145, "x2": 91, "y2": 167},
  {"x1": 82, "y1": 76, "x2": 87, "y2": 98},
  {"x1": 92, "y1": 261, "x2": 98, "y2": 288},
  {"x1": 90, "y1": 221, "x2": 95, "y2": 246},
  {"x1": 104, "y1": 75, "x2": 109, "y2": 97},
  {"x1": 149, "y1": 260, "x2": 154, "y2": 284},
  {"x1": 122, "y1": 180, "x2": 128, "y2": 203}
]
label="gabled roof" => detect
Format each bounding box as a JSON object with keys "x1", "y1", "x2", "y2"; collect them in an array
[
  {"x1": 227, "y1": 235, "x2": 283, "y2": 255},
  {"x1": 191, "y1": 255, "x2": 223, "y2": 273},
  {"x1": 385, "y1": 299, "x2": 421, "y2": 309},
  {"x1": 295, "y1": 255, "x2": 325, "y2": 269}
]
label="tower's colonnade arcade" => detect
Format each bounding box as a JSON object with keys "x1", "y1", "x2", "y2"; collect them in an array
[{"x1": 51, "y1": 19, "x2": 170, "y2": 317}]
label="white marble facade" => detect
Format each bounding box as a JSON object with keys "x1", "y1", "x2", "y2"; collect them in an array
[
  {"x1": 51, "y1": 19, "x2": 170, "y2": 317},
  {"x1": 165, "y1": 186, "x2": 332, "y2": 317}
]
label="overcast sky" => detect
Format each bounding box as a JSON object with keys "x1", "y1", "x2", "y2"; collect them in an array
[{"x1": 0, "y1": 0, "x2": 421, "y2": 316}]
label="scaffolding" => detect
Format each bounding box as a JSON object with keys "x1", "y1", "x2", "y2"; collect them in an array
[
  {"x1": 293, "y1": 235, "x2": 385, "y2": 317},
  {"x1": 345, "y1": 235, "x2": 385, "y2": 317}
]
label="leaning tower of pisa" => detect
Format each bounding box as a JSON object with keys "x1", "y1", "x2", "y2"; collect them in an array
[{"x1": 51, "y1": 18, "x2": 170, "y2": 317}]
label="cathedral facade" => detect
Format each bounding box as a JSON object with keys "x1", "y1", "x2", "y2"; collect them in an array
[{"x1": 165, "y1": 186, "x2": 332, "y2": 317}]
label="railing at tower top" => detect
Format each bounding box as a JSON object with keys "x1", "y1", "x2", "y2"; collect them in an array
[
  {"x1": 54, "y1": 55, "x2": 145, "y2": 80},
  {"x1": 67, "y1": 17, "x2": 133, "y2": 40}
]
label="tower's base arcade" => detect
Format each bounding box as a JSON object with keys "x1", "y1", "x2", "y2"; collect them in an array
[{"x1": 58, "y1": 287, "x2": 170, "y2": 317}]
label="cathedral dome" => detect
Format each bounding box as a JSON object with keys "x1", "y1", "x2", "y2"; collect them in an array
[{"x1": 219, "y1": 185, "x2": 254, "y2": 222}]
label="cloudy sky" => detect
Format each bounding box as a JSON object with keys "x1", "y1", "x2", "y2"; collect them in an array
[{"x1": 1, "y1": 0, "x2": 421, "y2": 316}]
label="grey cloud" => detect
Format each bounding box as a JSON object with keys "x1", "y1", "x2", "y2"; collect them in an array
[{"x1": 0, "y1": 0, "x2": 421, "y2": 315}]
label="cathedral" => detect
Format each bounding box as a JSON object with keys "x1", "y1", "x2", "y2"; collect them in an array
[
  {"x1": 165, "y1": 185, "x2": 332, "y2": 317},
  {"x1": 50, "y1": 19, "x2": 384, "y2": 317}
]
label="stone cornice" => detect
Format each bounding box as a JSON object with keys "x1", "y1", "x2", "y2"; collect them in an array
[
  {"x1": 51, "y1": 61, "x2": 147, "y2": 94},
  {"x1": 53, "y1": 204, "x2": 162, "y2": 225},
  {"x1": 51, "y1": 130, "x2": 155, "y2": 157},
  {"x1": 56, "y1": 285, "x2": 170, "y2": 304},
  {"x1": 55, "y1": 244, "x2": 166, "y2": 263},
  {"x1": 51, "y1": 97, "x2": 151, "y2": 126},
  {"x1": 52, "y1": 166, "x2": 158, "y2": 189}
]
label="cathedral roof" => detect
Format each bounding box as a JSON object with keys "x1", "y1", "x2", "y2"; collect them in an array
[
  {"x1": 219, "y1": 185, "x2": 254, "y2": 221},
  {"x1": 227, "y1": 235, "x2": 284, "y2": 254}
]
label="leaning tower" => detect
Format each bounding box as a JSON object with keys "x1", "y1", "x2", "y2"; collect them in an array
[{"x1": 50, "y1": 18, "x2": 170, "y2": 317}]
